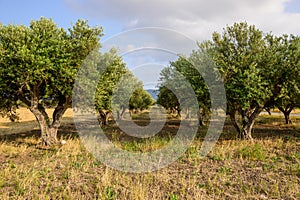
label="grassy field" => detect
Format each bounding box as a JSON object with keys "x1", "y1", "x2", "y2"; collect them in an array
[{"x1": 0, "y1": 108, "x2": 299, "y2": 199}]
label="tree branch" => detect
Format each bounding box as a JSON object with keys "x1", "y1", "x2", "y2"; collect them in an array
[
  {"x1": 52, "y1": 95, "x2": 71, "y2": 128},
  {"x1": 17, "y1": 85, "x2": 31, "y2": 107},
  {"x1": 229, "y1": 109, "x2": 241, "y2": 134}
]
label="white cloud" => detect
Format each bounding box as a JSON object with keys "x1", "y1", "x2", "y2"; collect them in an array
[
  {"x1": 65, "y1": 0, "x2": 300, "y2": 88},
  {"x1": 65, "y1": 0, "x2": 300, "y2": 41}
]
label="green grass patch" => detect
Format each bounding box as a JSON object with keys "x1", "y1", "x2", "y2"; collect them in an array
[{"x1": 237, "y1": 143, "x2": 267, "y2": 161}]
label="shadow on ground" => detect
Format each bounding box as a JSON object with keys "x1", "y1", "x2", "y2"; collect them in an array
[
  {"x1": 0, "y1": 117, "x2": 300, "y2": 146},
  {"x1": 0, "y1": 121, "x2": 79, "y2": 145},
  {"x1": 221, "y1": 120, "x2": 300, "y2": 140}
]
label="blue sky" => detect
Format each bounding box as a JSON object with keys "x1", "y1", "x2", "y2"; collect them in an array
[
  {"x1": 285, "y1": 0, "x2": 300, "y2": 13},
  {"x1": 0, "y1": 0, "x2": 122, "y2": 39},
  {"x1": 1, "y1": 0, "x2": 300, "y2": 89}
]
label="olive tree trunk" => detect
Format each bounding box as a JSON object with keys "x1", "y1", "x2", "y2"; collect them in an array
[
  {"x1": 99, "y1": 110, "x2": 111, "y2": 126},
  {"x1": 197, "y1": 109, "x2": 205, "y2": 126},
  {"x1": 229, "y1": 105, "x2": 263, "y2": 140},
  {"x1": 284, "y1": 113, "x2": 292, "y2": 125},
  {"x1": 278, "y1": 106, "x2": 294, "y2": 124},
  {"x1": 28, "y1": 88, "x2": 70, "y2": 146},
  {"x1": 30, "y1": 107, "x2": 57, "y2": 146},
  {"x1": 116, "y1": 106, "x2": 126, "y2": 121},
  {"x1": 185, "y1": 107, "x2": 191, "y2": 119}
]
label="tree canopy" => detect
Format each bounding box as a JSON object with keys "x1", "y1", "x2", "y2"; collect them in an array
[
  {"x1": 200, "y1": 22, "x2": 300, "y2": 139},
  {"x1": 271, "y1": 35, "x2": 300, "y2": 124},
  {"x1": 0, "y1": 17, "x2": 103, "y2": 145},
  {"x1": 157, "y1": 56, "x2": 210, "y2": 124}
]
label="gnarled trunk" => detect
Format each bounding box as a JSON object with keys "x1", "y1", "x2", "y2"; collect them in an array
[
  {"x1": 240, "y1": 119, "x2": 255, "y2": 140},
  {"x1": 30, "y1": 106, "x2": 58, "y2": 146},
  {"x1": 29, "y1": 90, "x2": 70, "y2": 146},
  {"x1": 99, "y1": 110, "x2": 111, "y2": 126},
  {"x1": 278, "y1": 106, "x2": 293, "y2": 124},
  {"x1": 19, "y1": 84, "x2": 70, "y2": 146},
  {"x1": 30, "y1": 105, "x2": 62, "y2": 146},
  {"x1": 229, "y1": 105, "x2": 263, "y2": 140},
  {"x1": 40, "y1": 122, "x2": 59, "y2": 146}
]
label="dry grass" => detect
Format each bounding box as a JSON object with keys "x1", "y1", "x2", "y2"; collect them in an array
[{"x1": 0, "y1": 108, "x2": 299, "y2": 199}]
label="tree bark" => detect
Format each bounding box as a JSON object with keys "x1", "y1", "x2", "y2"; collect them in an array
[
  {"x1": 239, "y1": 105, "x2": 263, "y2": 140},
  {"x1": 30, "y1": 107, "x2": 56, "y2": 146},
  {"x1": 185, "y1": 107, "x2": 191, "y2": 119},
  {"x1": 197, "y1": 110, "x2": 205, "y2": 126},
  {"x1": 278, "y1": 106, "x2": 293, "y2": 124},
  {"x1": 177, "y1": 108, "x2": 181, "y2": 119},
  {"x1": 229, "y1": 105, "x2": 262, "y2": 140},
  {"x1": 28, "y1": 85, "x2": 70, "y2": 146},
  {"x1": 240, "y1": 119, "x2": 255, "y2": 140},
  {"x1": 284, "y1": 113, "x2": 291, "y2": 124},
  {"x1": 229, "y1": 110, "x2": 241, "y2": 134},
  {"x1": 99, "y1": 110, "x2": 111, "y2": 126},
  {"x1": 119, "y1": 106, "x2": 126, "y2": 120}
]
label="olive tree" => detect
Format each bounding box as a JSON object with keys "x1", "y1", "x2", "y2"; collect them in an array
[
  {"x1": 203, "y1": 22, "x2": 279, "y2": 139},
  {"x1": 129, "y1": 87, "x2": 155, "y2": 112},
  {"x1": 273, "y1": 35, "x2": 300, "y2": 124},
  {"x1": 0, "y1": 18, "x2": 102, "y2": 145},
  {"x1": 157, "y1": 67, "x2": 183, "y2": 118}
]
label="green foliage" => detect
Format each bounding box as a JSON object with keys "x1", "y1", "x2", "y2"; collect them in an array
[
  {"x1": 0, "y1": 17, "x2": 103, "y2": 118},
  {"x1": 129, "y1": 87, "x2": 155, "y2": 111},
  {"x1": 157, "y1": 85, "x2": 179, "y2": 112},
  {"x1": 157, "y1": 58, "x2": 205, "y2": 117},
  {"x1": 171, "y1": 56, "x2": 211, "y2": 112},
  {"x1": 158, "y1": 22, "x2": 300, "y2": 138},
  {"x1": 110, "y1": 71, "x2": 155, "y2": 112},
  {"x1": 156, "y1": 41, "x2": 224, "y2": 124},
  {"x1": 0, "y1": 17, "x2": 104, "y2": 144},
  {"x1": 157, "y1": 67, "x2": 180, "y2": 112},
  {"x1": 94, "y1": 52, "x2": 129, "y2": 112},
  {"x1": 209, "y1": 22, "x2": 270, "y2": 110},
  {"x1": 271, "y1": 35, "x2": 300, "y2": 120},
  {"x1": 0, "y1": 17, "x2": 154, "y2": 130},
  {"x1": 198, "y1": 22, "x2": 300, "y2": 138}
]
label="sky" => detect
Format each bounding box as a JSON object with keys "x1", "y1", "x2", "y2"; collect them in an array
[{"x1": 1, "y1": 0, "x2": 300, "y2": 89}]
